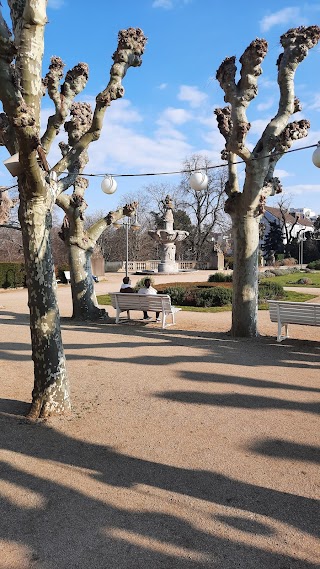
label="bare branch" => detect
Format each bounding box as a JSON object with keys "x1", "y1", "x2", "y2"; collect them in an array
[
  {"x1": 216, "y1": 39, "x2": 267, "y2": 160},
  {"x1": 262, "y1": 118, "x2": 310, "y2": 190},
  {"x1": 214, "y1": 106, "x2": 231, "y2": 144},
  {"x1": 56, "y1": 172, "x2": 79, "y2": 196},
  {"x1": 238, "y1": 39, "x2": 268, "y2": 103},
  {"x1": 216, "y1": 56, "x2": 237, "y2": 103},
  {"x1": 260, "y1": 26, "x2": 320, "y2": 152},
  {"x1": 0, "y1": 112, "x2": 17, "y2": 154},
  {"x1": 41, "y1": 59, "x2": 89, "y2": 152},
  {"x1": 52, "y1": 27, "x2": 147, "y2": 175},
  {"x1": 13, "y1": 0, "x2": 47, "y2": 130},
  {"x1": 87, "y1": 202, "x2": 138, "y2": 243}
]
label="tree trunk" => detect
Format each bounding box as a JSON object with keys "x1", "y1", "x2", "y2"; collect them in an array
[
  {"x1": 19, "y1": 195, "x2": 70, "y2": 419},
  {"x1": 231, "y1": 210, "x2": 260, "y2": 337},
  {"x1": 69, "y1": 243, "x2": 106, "y2": 321}
]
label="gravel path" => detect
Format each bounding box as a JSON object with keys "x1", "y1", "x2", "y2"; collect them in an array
[{"x1": 0, "y1": 275, "x2": 319, "y2": 568}]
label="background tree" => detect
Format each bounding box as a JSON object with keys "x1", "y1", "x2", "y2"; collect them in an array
[
  {"x1": 314, "y1": 215, "x2": 320, "y2": 238},
  {"x1": 0, "y1": 0, "x2": 146, "y2": 418},
  {"x1": 179, "y1": 155, "x2": 228, "y2": 261},
  {"x1": 277, "y1": 196, "x2": 303, "y2": 257},
  {"x1": 215, "y1": 26, "x2": 320, "y2": 337},
  {"x1": 55, "y1": 102, "x2": 138, "y2": 321},
  {"x1": 261, "y1": 219, "x2": 284, "y2": 259}
]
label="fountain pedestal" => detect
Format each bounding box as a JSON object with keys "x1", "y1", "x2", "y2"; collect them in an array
[{"x1": 148, "y1": 196, "x2": 189, "y2": 274}]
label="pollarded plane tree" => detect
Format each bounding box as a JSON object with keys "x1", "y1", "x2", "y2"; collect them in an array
[
  {"x1": 214, "y1": 26, "x2": 320, "y2": 337},
  {"x1": 54, "y1": 100, "x2": 137, "y2": 321},
  {"x1": 0, "y1": 0, "x2": 146, "y2": 418}
]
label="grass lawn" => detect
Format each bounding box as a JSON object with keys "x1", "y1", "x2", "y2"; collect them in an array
[
  {"x1": 97, "y1": 289, "x2": 317, "y2": 313},
  {"x1": 260, "y1": 270, "x2": 320, "y2": 287}
]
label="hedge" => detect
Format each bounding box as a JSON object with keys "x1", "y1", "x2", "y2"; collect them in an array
[{"x1": 0, "y1": 262, "x2": 26, "y2": 288}]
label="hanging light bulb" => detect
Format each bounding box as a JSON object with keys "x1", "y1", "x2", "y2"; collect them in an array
[
  {"x1": 312, "y1": 142, "x2": 320, "y2": 168},
  {"x1": 101, "y1": 175, "x2": 117, "y2": 194},
  {"x1": 189, "y1": 171, "x2": 208, "y2": 191}
]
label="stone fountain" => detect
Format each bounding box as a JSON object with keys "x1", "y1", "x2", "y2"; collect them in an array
[{"x1": 148, "y1": 195, "x2": 189, "y2": 273}]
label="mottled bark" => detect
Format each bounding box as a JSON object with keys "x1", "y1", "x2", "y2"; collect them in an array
[
  {"x1": 225, "y1": 184, "x2": 261, "y2": 337},
  {"x1": 215, "y1": 26, "x2": 320, "y2": 337},
  {"x1": 19, "y1": 193, "x2": 70, "y2": 418},
  {"x1": 0, "y1": 1, "x2": 146, "y2": 416},
  {"x1": 58, "y1": 198, "x2": 138, "y2": 321}
]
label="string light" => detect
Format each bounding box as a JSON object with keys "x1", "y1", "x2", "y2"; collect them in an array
[
  {"x1": 0, "y1": 142, "x2": 318, "y2": 191},
  {"x1": 79, "y1": 142, "x2": 320, "y2": 179}
]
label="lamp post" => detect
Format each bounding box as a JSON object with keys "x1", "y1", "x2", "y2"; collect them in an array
[
  {"x1": 113, "y1": 212, "x2": 140, "y2": 277},
  {"x1": 299, "y1": 232, "x2": 306, "y2": 269}
]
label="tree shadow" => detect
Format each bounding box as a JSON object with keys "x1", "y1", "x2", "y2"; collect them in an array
[
  {"x1": 0, "y1": 405, "x2": 318, "y2": 546},
  {"x1": 154, "y1": 390, "x2": 320, "y2": 415},
  {"x1": 179, "y1": 369, "x2": 320, "y2": 393},
  {"x1": 248, "y1": 438, "x2": 320, "y2": 464}
]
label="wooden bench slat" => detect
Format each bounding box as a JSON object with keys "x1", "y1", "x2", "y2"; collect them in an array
[
  {"x1": 268, "y1": 300, "x2": 320, "y2": 341},
  {"x1": 109, "y1": 293, "x2": 180, "y2": 328}
]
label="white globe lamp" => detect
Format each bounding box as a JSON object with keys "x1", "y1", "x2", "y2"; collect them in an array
[
  {"x1": 190, "y1": 171, "x2": 208, "y2": 191},
  {"x1": 312, "y1": 142, "x2": 320, "y2": 168},
  {"x1": 101, "y1": 175, "x2": 117, "y2": 194}
]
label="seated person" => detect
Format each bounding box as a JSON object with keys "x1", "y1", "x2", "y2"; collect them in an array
[
  {"x1": 138, "y1": 278, "x2": 160, "y2": 321},
  {"x1": 120, "y1": 276, "x2": 135, "y2": 293}
]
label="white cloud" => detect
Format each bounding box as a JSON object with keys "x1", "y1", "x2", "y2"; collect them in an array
[
  {"x1": 260, "y1": 7, "x2": 302, "y2": 32},
  {"x1": 248, "y1": 118, "x2": 271, "y2": 137},
  {"x1": 152, "y1": 0, "x2": 192, "y2": 8},
  {"x1": 47, "y1": 0, "x2": 64, "y2": 8},
  {"x1": 257, "y1": 98, "x2": 275, "y2": 112},
  {"x1": 309, "y1": 94, "x2": 320, "y2": 111},
  {"x1": 152, "y1": 0, "x2": 173, "y2": 8},
  {"x1": 274, "y1": 169, "x2": 293, "y2": 179},
  {"x1": 157, "y1": 83, "x2": 168, "y2": 90},
  {"x1": 259, "y1": 77, "x2": 278, "y2": 90},
  {"x1": 285, "y1": 184, "x2": 320, "y2": 195},
  {"x1": 88, "y1": 122, "x2": 193, "y2": 174},
  {"x1": 158, "y1": 107, "x2": 191, "y2": 125},
  {"x1": 178, "y1": 85, "x2": 208, "y2": 108}
]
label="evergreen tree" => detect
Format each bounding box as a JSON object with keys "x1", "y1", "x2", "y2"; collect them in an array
[{"x1": 261, "y1": 220, "x2": 284, "y2": 257}]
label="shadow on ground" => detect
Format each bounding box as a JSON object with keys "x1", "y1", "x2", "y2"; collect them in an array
[{"x1": 0, "y1": 401, "x2": 319, "y2": 569}]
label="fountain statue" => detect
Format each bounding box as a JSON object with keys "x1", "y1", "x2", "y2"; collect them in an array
[{"x1": 148, "y1": 195, "x2": 189, "y2": 273}]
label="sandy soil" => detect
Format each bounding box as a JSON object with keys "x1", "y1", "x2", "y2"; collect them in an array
[{"x1": 0, "y1": 272, "x2": 319, "y2": 569}]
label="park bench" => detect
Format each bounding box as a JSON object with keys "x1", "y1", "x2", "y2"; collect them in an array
[
  {"x1": 109, "y1": 292, "x2": 181, "y2": 329},
  {"x1": 268, "y1": 300, "x2": 320, "y2": 342}
]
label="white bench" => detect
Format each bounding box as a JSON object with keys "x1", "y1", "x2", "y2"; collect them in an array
[
  {"x1": 109, "y1": 292, "x2": 181, "y2": 329},
  {"x1": 268, "y1": 300, "x2": 320, "y2": 342},
  {"x1": 64, "y1": 271, "x2": 71, "y2": 283}
]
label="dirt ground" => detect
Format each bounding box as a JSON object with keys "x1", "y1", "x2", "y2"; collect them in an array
[{"x1": 0, "y1": 272, "x2": 319, "y2": 569}]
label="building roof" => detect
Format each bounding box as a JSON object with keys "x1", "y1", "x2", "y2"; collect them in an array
[{"x1": 265, "y1": 206, "x2": 314, "y2": 228}]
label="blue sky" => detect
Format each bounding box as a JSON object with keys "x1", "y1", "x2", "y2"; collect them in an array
[{"x1": 1, "y1": 0, "x2": 320, "y2": 216}]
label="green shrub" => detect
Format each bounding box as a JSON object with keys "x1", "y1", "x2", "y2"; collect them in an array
[
  {"x1": 307, "y1": 259, "x2": 320, "y2": 270},
  {"x1": 258, "y1": 281, "x2": 284, "y2": 301},
  {"x1": 194, "y1": 287, "x2": 232, "y2": 307},
  {"x1": 134, "y1": 276, "x2": 156, "y2": 291},
  {"x1": 0, "y1": 262, "x2": 26, "y2": 288},
  {"x1": 282, "y1": 257, "x2": 297, "y2": 266},
  {"x1": 208, "y1": 272, "x2": 233, "y2": 282},
  {"x1": 224, "y1": 256, "x2": 233, "y2": 269},
  {"x1": 160, "y1": 286, "x2": 187, "y2": 305}
]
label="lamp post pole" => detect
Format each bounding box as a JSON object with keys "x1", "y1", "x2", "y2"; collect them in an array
[
  {"x1": 126, "y1": 219, "x2": 129, "y2": 278},
  {"x1": 112, "y1": 211, "x2": 140, "y2": 276}
]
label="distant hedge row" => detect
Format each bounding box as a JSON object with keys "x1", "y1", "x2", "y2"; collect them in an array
[
  {"x1": 157, "y1": 280, "x2": 285, "y2": 307},
  {"x1": 0, "y1": 262, "x2": 26, "y2": 288}
]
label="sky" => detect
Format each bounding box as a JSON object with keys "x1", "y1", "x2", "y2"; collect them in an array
[{"x1": 1, "y1": 0, "x2": 320, "y2": 217}]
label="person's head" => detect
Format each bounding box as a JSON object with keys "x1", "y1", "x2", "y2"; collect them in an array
[
  {"x1": 144, "y1": 278, "x2": 151, "y2": 288},
  {"x1": 123, "y1": 276, "x2": 131, "y2": 285}
]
